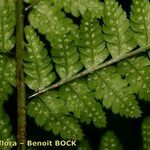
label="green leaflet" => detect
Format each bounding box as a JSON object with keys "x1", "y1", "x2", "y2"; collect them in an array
[
  {"x1": 27, "y1": 91, "x2": 84, "y2": 140},
  {"x1": 44, "y1": 116, "x2": 83, "y2": 141},
  {"x1": 0, "y1": 107, "x2": 15, "y2": 150},
  {"x1": 0, "y1": 55, "x2": 16, "y2": 102},
  {"x1": 118, "y1": 56, "x2": 150, "y2": 101},
  {"x1": 78, "y1": 12, "x2": 108, "y2": 69},
  {"x1": 62, "y1": 0, "x2": 103, "y2": 18},
  {"x1": 24, "y1": 26, "x2": 56, "y2": 90},
  {"x1": 87, "y1": 66, "x2": 142, "y2": 118},
  {"x1": 77, "y1": 139, "x2": 92, "y2": 150},
  {"x1": 103, "y1": 0, "x2": 136, "y2": 58},
  {"x1": 51, "y1": 33, "x2": 82, "y2": 78},
  {"x1": 99, "y1": 131, "x2": 123, "y2": 150},
  {"x1": 142, "y1": 116, "x2": 150, "y2": 150},
  {"x1": 0, "y1": 0, "x2": 15, "y2": 52},
  {"x1": 28, "y1": 0, "x2": 75, "y2": 40},
  {"x1": 29, "y1": 0, "x2": 82, "y2": 78},
  {"x1": 59, "y1": 79, "x2": 106, "y2": 128},
  {"x1": 130, "y1": 0, "x2": 150, "y2": 47}
]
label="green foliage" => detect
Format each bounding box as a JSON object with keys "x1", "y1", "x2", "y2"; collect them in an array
[
  {"x1": 88, "y1": 66, "x2": 142, "y2": 118},
  {"x1": 28, "y1": 0, "x2": 75, "y2": 39},
  {"x1": 118, "y1": 56, "x2": 150, "y2": 101},
  {"x1": 130, "y1": 0, "x2": 150, "y2": 47},
  {"x1": 0, "y1": 0, "x2": 16, "y2": 148},
  {"x1": 0, "y1": 0, "x2": 16, "y2": 102},
  {"x1": 51, "y1": 32, "x2": 82, "y2": 78},
  {"x1": 29, "y1": 0, "x2": 82, "y2": 78},
  {"x1": 0, "y1": 0, "x2": 150, "y2": 147},
  {"x1": 99, "y1": 131, "x2": 123, "y2": 150},
  {"x1": 0, "y1": 56, "x2": 16, "y2": 102},
  {"x1": 103, "y1": 0, "x2": 136, "y2": 58},
  {"x1": 77, "y1": 139, "x2": 92, "y2": 150},
  {"x1": 60, "y1": 79, "x2": 106, "y2": 128},
  {"x1": 25, "y1": 0, "x2": 150, "y2": 142},
  {"x1": 78, "y1": 12, "x2": 108, "y2": 69},
  {"x1": 28, "y1": 91, "x2": 84, "y2": 140},
  {"x1": 24, "y1": 26, "x2": 56, "y2": 90},
  {"x1": 25, "y1": 0, "x2": 104, "y2": 19},
  {"x1": 0, "y1": 0, "x2": 15, "y2": 52},
  {"x1": 142, "y1": 116, "x2": 150, "y2": 150},
  {"x1": 0, "y1": 107, "x2": 15, "y2": 150},
  {"x1": 62, "y1": 0, "x2": 103, "y2": 18}
]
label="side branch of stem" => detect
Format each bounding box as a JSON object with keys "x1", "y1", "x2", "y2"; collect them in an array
[{"x1": 28, "y1": 45, "x2": 150, "y2": 99}]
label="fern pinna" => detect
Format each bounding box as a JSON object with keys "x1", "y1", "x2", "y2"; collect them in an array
[
  {"x1": 0, "y1": 0, "x2": 150, "y2": 149},
  {"x1": 0, "y1": 0, "x2": 16, "y2": 149}
]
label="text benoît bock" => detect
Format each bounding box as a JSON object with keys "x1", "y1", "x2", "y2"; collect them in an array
[{"x1": 0, "y1": 140, "x2": 77, "y2": 147}]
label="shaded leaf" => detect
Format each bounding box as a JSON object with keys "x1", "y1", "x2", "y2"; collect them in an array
[{"x1": 88, "y1": 66, "x2": 142, "y2": 118}]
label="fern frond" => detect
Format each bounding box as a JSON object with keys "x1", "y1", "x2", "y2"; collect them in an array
[
  {"x1": 28, "y1": 91, "x2": 84, "y2": 140},
  {"x1": 142, "y1": 116, "x2": 150, "y2": 150},
  {"x1": 118, "y1": 56, "x2": 150, "y2": 101},
  {"x1": 78, "y1": 12, "x2": 108, "y2": 69},
  {"x1": 24, "y1": 26, "x2": 56, "y2": 90},
  {"x1": 62, "y1": 0, "x2": 103, "y2": 18},
  {"x1": 29, "y1": 0, "x2": 83, "y2": 78},
  {"x1": 103, "y1": 0, "x2": 136, "y2": 58},
  {"x1": 0, "y1": 108, "x2": 15, "y2": 150},
  {"x1": 130, "y1": 0, "x2": 150, "y2": 47},
  {"x1": 59, "y1": 79, "x2": 106, "y2": 128},
  {"x1": 0, "y1": 55, "x2": 16, "y2": 102},
  {"x1": 99, "y1": 131, "x2": 123, "y2": 150},
  {"x1": 77, "y1": 139, "x2": 92, "y2": 150},
  {"x1": 87, "y1": 66, "x2": 142, "y2": 118},
  {"x1": 0, "y1": 0, "x2": 16, "y2": 52}
]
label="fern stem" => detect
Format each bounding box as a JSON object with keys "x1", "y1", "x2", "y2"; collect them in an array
[
  {"x1": 16, "y1": 0, "x2": 26, "y2": 149},
  {"x1": 28, "y1": 45, "x2": 150, "y2": 99}
]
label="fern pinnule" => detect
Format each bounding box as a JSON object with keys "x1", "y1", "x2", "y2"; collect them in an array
[
  {"x1": 51, "y1": 32, "x2": 82, "y2": 78},
  {"x1": 62, "y1": 0, "x2": 103, "y2": 18},
  {"x1": 118, "y1": 56, "x2": 150, "y2": 102},
  {"x1": 142, "y1": 116, "x2": 150, "y2": 150},
  {"x1": 24, "y1": 26, "x2": 56, "y2": 90},
  {"x1": 78, "y1": 12, "x2": 108, "y2": 69},
  {"x1": 44, "y1": 115, "x2": 83, "y2": 141},
  {"x1": 0, "y1": 0, "x2": 15, "y2": 52},
  {"x1": 28, "y1": 91, "x2": 84, "y2": 140},
  {"x1": 28, "y1": 0, "x2": 78, "y2": 42},
  {"x1": 103, "y1": 0, "x2": 136, "y2": 58},
  {"x1": 0, "y1": 56, "x2": 16, "y2": 102},
  {"x1": 59, "y1": 79, "x2": 107, "y2": 128},
  {"x1": 87, "y1": 66, "x2": 142, "y2": 118},
  {"x1": 0, "y1": 108, "x2": 15, "y2": 150},
  {"x1": 130, "y1": 0, "x2": 150, "y2": 47},
  {"x1": 99, "y1": 131, "x2": 122, "y2": 150}
]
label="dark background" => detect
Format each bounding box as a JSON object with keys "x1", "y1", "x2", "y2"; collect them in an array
[{"x1": 4, "y1": 0, "x2": 150, "y2": 149}]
